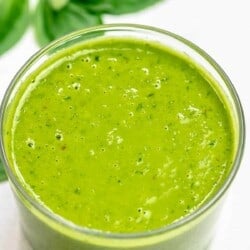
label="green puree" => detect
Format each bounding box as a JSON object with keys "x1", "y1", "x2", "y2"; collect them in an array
[{"x1": 4, "y1": 38, "x2": 234, "y2": 233}]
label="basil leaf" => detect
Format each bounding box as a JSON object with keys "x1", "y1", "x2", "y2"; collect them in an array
[
  {"x1": 33, "y1": 0, "x2": 102, "y2": 47},
  {"x1": 48, "y1": 0, "x2": 70, "y2": 11},
  {"x1": 78, "y1": 0, "x2": 163, "y2": 15},
  {"x1": 0, "y1": 161, "x2": 7, "y2": 182},
  {"x1": 32, "y1": 0, "x2": 51, "y2": 47},
  {"x1": 0, "y1": 0, "x2": 29, "y2": 55}
]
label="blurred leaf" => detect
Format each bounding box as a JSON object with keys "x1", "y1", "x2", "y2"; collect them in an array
[
  {"x1": 79, "y1": 0, "x2": 163, "y2": 15},
  {"x1": 0, "y1": 161, "x2": 7, "y2": 182},
  {"x1": 0, "y1": 0, "x2": 29, "y2": 55},
  {"x1": 33, "y1": 0, "x2": 102, "y2": 47},
  {"x1": 32, "y1": 0, "x2": 51, "y2": 47},
  {"x1": 48, "y1": 0, "x2": 70, "y2": 11}
]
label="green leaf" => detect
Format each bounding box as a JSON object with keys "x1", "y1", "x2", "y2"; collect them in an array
[
  {"x1": 32, "y1": 0, "x2": 51, "y2": 47},
  {"x1": 48, "y1": 0, "x2": 70, "y2": 11},
  {"x1": 0, "y1": 161, "x2": 7, "y2": 182},
  {"x1": 78, "y1": 0, "x2": 163, "y2": 15},
  {"x1": 0, "y1": 0, "x2": 29, "y2": 55},
  {"x1": 33, "y1": 0, "x2": 102, "y2": 47}
]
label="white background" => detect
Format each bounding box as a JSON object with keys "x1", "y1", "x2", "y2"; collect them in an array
[{"x1": 0, "y1": 0, "x2": 250, "y2": 249}]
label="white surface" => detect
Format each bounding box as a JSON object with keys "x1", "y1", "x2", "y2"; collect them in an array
[{"x1": 0, "y1": 0, "x2": 250, "y2": 249}]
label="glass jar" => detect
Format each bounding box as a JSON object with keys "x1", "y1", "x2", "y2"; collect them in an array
[{"x1": 0, "y1": 24, "x2": 245, "y2": 250}]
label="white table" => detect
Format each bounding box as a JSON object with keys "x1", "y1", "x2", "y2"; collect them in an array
[{"x1": 1, "y1": 0, "x2": 250, "y2": 249}]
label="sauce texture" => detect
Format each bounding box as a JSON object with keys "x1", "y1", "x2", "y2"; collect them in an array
[{"x1": 4, "y1": 38, "x2": 234, "y2": 233}]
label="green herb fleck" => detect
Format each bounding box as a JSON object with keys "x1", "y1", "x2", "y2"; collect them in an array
[
  {"x1": 208, "y1": 140, "x2": 216, "y2": 146},
  {"x1": 95, "y1": 55, "x2": 100, "y2": 61},
  {"x1": 63, "y1": 96, "x2": 71, "y2": 100},
  {"x1": 74, "y1": 187, "x2": 81, "y2": 194},
  {"x1": 135, "y1": 170, "x2": 143, "y2": 175},
  {"x1": 136, "y1": 103, "x2": 144, "y2": 111},
  {"x1": 147, "y1": 93, "x2": 155, "y2": 98}
]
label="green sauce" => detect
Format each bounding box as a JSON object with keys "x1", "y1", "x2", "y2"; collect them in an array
[{"x1": 4, "y1": 38, "x2": 234, "y2": 233}]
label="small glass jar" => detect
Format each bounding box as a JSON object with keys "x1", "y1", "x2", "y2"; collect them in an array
[{"x1": 0, "y1": 24, "x2": 245, "y2": 250}]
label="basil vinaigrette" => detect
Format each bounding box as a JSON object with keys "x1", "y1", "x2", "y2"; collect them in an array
[{"x1": 4, "y1": 37, "x2": 234, "y2": 233}]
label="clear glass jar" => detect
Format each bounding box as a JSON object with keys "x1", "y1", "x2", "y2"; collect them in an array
[{"x1": 0, "y1": 24, "x2": 245, "y2": 250}]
